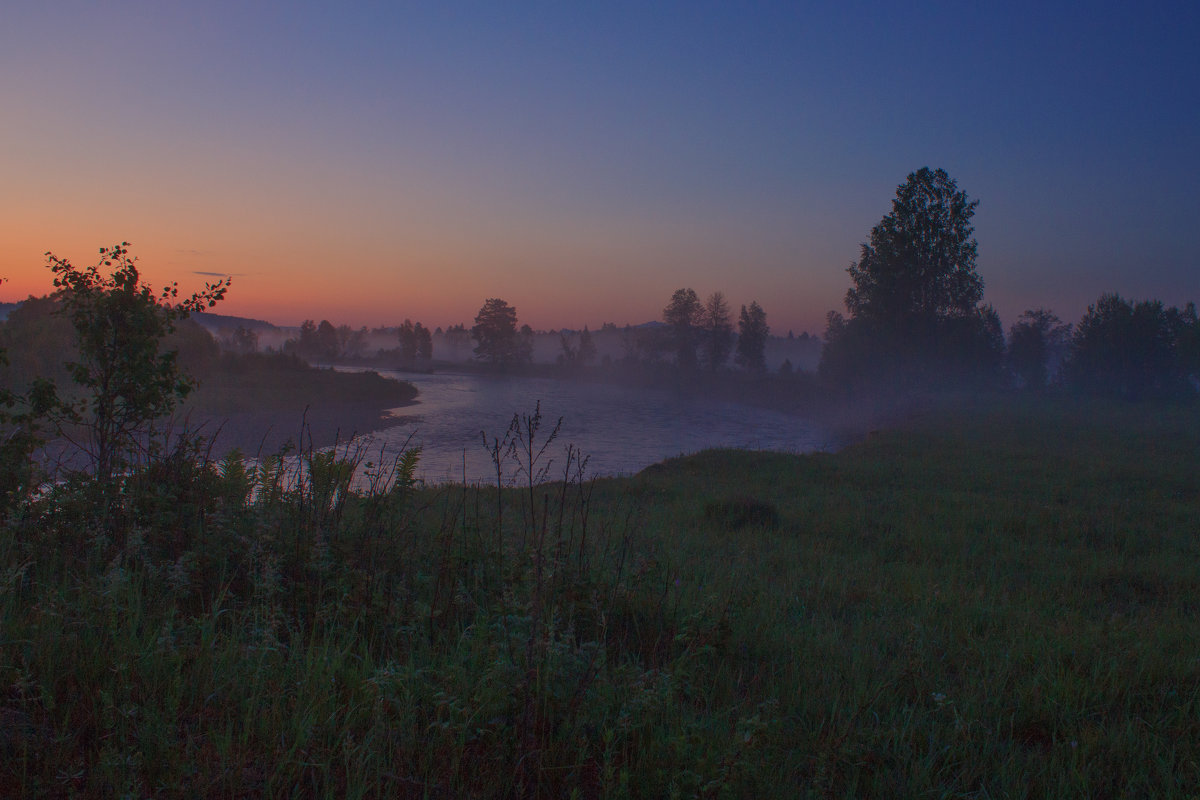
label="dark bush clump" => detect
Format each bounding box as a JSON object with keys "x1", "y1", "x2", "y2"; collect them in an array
[{"x1": 704, "y1": 496, "x2": 780, "y2": 531}]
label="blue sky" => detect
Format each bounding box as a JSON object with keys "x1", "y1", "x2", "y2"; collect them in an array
[{"x1": 2, "y1": 1, "x2": 1196, "y2": 331}]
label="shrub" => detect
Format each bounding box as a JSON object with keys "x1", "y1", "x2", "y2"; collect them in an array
[{"x1": 704, "y1": 496, "x2": 780, "y2": 530}]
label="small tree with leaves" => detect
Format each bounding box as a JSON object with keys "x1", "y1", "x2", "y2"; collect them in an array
[{"x1": 46, "y1": 243, "x2": 229, "y2": 485}]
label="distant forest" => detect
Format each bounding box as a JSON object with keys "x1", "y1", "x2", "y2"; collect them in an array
[{"x1": 180, "y1": 304, "x2": 822, "y2": 375}]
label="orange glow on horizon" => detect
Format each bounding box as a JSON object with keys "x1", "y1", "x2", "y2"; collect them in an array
[{"x1": 0, "y1": 228, "x2": 835, "y2": 335}]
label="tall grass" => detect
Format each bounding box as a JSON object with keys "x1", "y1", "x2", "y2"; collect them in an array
[{"x1": 1, "y1": 396, "x2": 1198, "y2": 797}]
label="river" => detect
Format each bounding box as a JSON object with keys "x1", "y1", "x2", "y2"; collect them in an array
[{"x1": 346, "y1": 371, "x2": 834, "y2": 485}]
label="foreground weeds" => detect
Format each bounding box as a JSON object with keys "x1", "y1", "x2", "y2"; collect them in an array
[{"x1": 2, "y1": 397, "x2": 1199, "y2": 797}]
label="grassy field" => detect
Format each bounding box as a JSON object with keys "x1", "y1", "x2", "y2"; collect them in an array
[{"x1": 1, "y1": 396, "x2": 1198, "y2": 797}]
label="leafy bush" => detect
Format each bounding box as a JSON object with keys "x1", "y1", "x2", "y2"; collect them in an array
[{"x1": 704, "y1": 496, "x2": 780, "y2": 530}]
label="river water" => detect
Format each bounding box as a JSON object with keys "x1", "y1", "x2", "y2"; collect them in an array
[{"x1": 349, "y1": 371, "x2": 833, "y2": 485}]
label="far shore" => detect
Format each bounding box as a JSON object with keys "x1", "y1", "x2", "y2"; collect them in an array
[{"x1": 188, "y1": 398, "x2": 419, "y2": 460}]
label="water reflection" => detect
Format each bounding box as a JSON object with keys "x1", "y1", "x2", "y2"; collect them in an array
[{"x1": 356, "y1": 371, "x2": 833, "y2": 485}]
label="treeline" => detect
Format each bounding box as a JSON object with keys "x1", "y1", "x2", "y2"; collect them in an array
[
  {"x1": 464, "y1": 292, "x2": 779, "y2": 374},
  {"x1": 816, "y1": 168, "x2": 1199, "y2": 401},
  {"x1": 636, "y1": 290, "x2": 771, "y2": 372},
  {"x1": 1059, "y1": 295, "x2": 1198, "y2": 399},
  {"x1": 276, "y1": 319, "x2": 454, "y2": 368},
  {"x1": 279, "y1": 301, "x2": 539, "y2": 369},
  {"x1": 185, "y1": 292, "x2": 795, "y2": 377},
  {"x1": 251, "y1": 293, "x2": 788, "y2": 374}
]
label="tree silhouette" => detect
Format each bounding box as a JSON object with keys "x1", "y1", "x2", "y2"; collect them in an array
[
  {"x1": 1178, "y1": 303, "x2": 1200, "y2": 383},
  {"x1": 1008, "y1": 309, "x2": 1071, "y2": 390},
  {"x1": 699, "y1": 292, "x2": 734, "y2": 372},
  {"x1": 223, "y1": 325, "x2": 259, "y2": 355},
  {"x1": 558, "y1": 331, "x2": 577, "y2": 365},
  {"x1": 846, "y1": 167, "x2": 982, "y2": 327},
  {"x1": 338, "y1": 324, "x2": 368, "y2": 359},
  {"x1": 518, "y1": 324, "x2": 535, "y2": 364},
  {"x1": 398, "y1": 320, "x2": 415, "y2": 361},
  {"x1": 663, "y1": 288, "x2": 701, "y2": 369},
  {"x1": 821, "y1": 168, "x2": 999, "y2": 386},
  {"x1": 472, "y1": 299, "x2": 527, "y2": 365},
  {"x1": 735, "y1": 301, "x2": 769, "y2": 373},
  {"x1": 444, "y1": 324, "x2": 471, "y2": 360},
  {"x1": 294, "y1": 320, "x2": 319, "y2": 360},
  {"x1": 558, "y1": 326, "x2": 598, "y2": 368},
  {"x1": 1065, "y1": 293, "x2": 1192, "y2": 399},
  {"x1": 577, "y1": 326, "x2": 597, "y2": 366},
  {"x1": 415, "y1": 322, "x2": 433, "y2": 360},
  {"x1": 398, "y1": 319, "x2": 431, "y2": 363},
  {"x1": 315, "y1": 320, "x2": 339, "y2": 361}
]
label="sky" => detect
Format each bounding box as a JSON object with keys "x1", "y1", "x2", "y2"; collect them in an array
[{"x1": 2, "y1": 1, "x2": 1197, "y2": 333}]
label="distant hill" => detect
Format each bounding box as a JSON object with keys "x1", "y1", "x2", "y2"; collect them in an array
[
  {"x1": 184, "y1": 312, "x2": 281, "y2": 335},
  {"x1": 0, "y1": 300, "x2": 279, "y2": 335}
]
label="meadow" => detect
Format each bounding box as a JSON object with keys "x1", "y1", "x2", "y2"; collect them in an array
[{"x1": 1, "y1": 395, "x2": 1197, "y2": 798}]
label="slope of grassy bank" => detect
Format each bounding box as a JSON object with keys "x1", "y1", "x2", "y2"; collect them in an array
[{"x1": 1, "y1": 397, "x2": 1197, "y2": 797}]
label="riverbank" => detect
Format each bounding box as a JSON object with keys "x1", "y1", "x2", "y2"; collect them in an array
[
  {"x1": 185, "y1": 401, "x2": 413, "y2": 458},
  {"x1": 182, "y1": 352, "x2": 418, "y2": 456}
]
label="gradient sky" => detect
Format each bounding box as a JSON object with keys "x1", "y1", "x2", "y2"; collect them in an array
[{"x1": 2, "y1": 2, "x2": 1196, "y2": 333}]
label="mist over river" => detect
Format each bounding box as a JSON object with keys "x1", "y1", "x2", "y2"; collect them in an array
[{"x1": 347, "y1": 371, "x2": 834, "y2": 484}]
